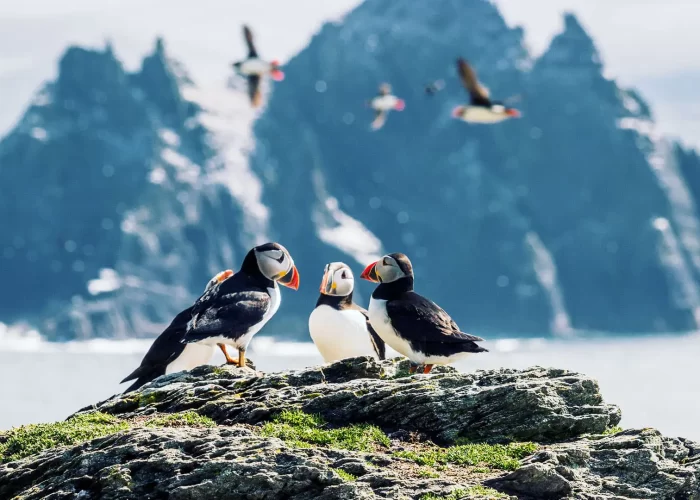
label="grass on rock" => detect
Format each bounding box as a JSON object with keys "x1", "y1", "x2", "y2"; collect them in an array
[
  {"x1": 601, "y1": 426, "x2": 623, "y2": 436},
  {"x1": 0, "y1": 412, "x2": 128, "y2": 463},
  {"x1": 145, "y1": 411, "x2": 216, "y2": 428},
  {"x1": 420, "y1": 485, "x2": 509, "y2": 499},
  {"x1": 260, "y1": 410, "x2": 390, "y2": 451},
  {"x1": 395, "y1": 442, "x2": 537, "y2": 471},
  {"x1": 331, "y1": 468, "x2": 357, "y2": 482}
]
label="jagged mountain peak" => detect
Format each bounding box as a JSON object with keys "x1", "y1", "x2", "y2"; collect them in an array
[{"x1": 536, "y1": 12, "x2": 603, "y2": 72}]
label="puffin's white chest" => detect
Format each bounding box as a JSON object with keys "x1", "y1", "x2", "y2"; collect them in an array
[
  {"x1": 238, "y1": 58, "x2": 271, "y2": 75},
  {"x1": 461, "y1": 106, "x2": 509, "y2": 123},
  {"x1": 165, "y1": 343, "x2": 215, "y2": 375},
  {"x1": 367, "y1": 298, "x2": 415, "y2": 359},
  {"x1": 309, "y1": 305, "x2": 378, "y2": 363},
  {"x1": 371, "y1": 95, "x2": 400, "y2": 111}
]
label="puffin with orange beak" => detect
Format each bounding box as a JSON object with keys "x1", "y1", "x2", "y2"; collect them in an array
[
  {"x1": 182, "y1": 242, "x2": 299, "y2": 369},
  {"x1": 232, "y1": 25, "x2": 285, "y2": 108},
  {"x1": 309, "y1": 262, "x2": 386, "y2": 363},
  {"x1": 452, "y1": 58, "x2": 520, "y2": 124},
  {"x1": 121, "y1": 269, "x2": 235, "y2": 393},
  {"x1": 361, "y1": 253, "x2": 487, "y2": 374}
]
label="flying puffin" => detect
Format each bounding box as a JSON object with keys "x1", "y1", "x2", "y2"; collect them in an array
[
  {"x1": 369, "y1": 83, "x2": 405, "y2": 130},
  {"x1": 425, "y1": 79, "x2": 445, "y2": 96},
  {"x1": 120, "y1": 269, "x2": 235, "y2": 393},
  {"x1": 232, "y1": 25, "x2": 285, "y2": 108},
  {"x1": 360, "y1": 253, "x2": 487, "y2": 374},
  {"x1": 181, "y1": 242, "x2": 299, "y2": 368},
  {"x1": 309, "y1": 262, "x2": 386, "y2": 363},
  {"x1": 452, "y1": 58, "x2": 520, "y2": 123}
]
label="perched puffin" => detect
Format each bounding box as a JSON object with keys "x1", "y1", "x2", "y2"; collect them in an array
[
  {"x1": 425, "y1": 79, "x2": 445, "y2": 96},
  {"x1": 369, "y1": 83, "x2": 405, "y2": 130},
  {"x1": 182, "y1": 242, "x2": 299, "y2": 368},
  {"x1": 232, "y1": 25, "x2": 285, "y2": 108},
  {"x1": 452, "y1": 58, "x2": 520, "y2": 123},
  {"x1": 120, "y1": 269, "x2": 235, "y2": 393},
  {"x1": 361, "y1": 253, "x2": 487, "y2": 374},
  {"x1": 309, "y1": 262, "x2": 386, "y2": 363}
]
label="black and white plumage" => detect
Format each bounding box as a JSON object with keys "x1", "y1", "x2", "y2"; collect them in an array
[
  {"x1": 181, "y1": 242, "x2": 299, "y2": 368},
  {"x1": 451, "y1": 58, "x2": 520, "y2": 123},
  {"x1": 309, "y1": 262, "x2": 386, "y2": 363},
  {"x1": 232, "y1": 25, "x2": 284, "y2": 108},
  {"x1": 120, "y1": 269, "x2": 235, "y2": 393},
  {"x1": 360, "y1": 253, "x2": 487, "y2": 374},
  {"x1": 369, "y1": 83, "x2": 406, "y2": 130}
]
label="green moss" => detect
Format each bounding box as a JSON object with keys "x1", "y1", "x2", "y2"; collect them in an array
[
  {"x1": 602, "y1": 426, "x2": 623, "y2": 436},
  {"x1": 145, "y1": 411, "x2": 216, "y2": 428},
  {"x1": 259, "y1": 410, "x2": 390, "y2": 452},
  {"x1": 138, "y1": 392, "x2": 161, "y2": 407},
  {"x1": 417, "y1": 468, "x2": 440, "y2": 478},
  {"x1": 420, "y1": 486, "x2": 508, "y2": 499},
  {"x1": 394, "y1": 442, "x2": 537, "y2": 471},
  {"x1": 0, "y1": 412, "x2": 128, "y2": 463},
  {"x1": 331, "y1": 468, "x2": 357, "y2": 482},
  {"x1": 303, "y1": 392, "x2": 323, "y2": 399}
]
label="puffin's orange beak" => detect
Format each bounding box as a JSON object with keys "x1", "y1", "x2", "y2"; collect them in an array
[
  {"x1": 278, "y1": 265, "x2": 299, "y2": 290},
  {"x1": 506, "y1": 108, "x2": 521, "y2": 118},
  {"x1": 360, "y1": 261, "x2": 379, "y2": 283},
  {"x1": 319, "y1": 270, "x2": 329, "y2": 294}
]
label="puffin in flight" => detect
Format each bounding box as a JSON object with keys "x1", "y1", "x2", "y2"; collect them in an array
[
  {"x1": 182, "y1": 242, "x2": 299, "y2": 368},
  {"x1": 309, "y1": 262, "x2": 386, "y2": 363},
  {"x1": 369, "y1": 83, "x2": 405, "y2": 130},
  {"x1": 120, "y1": 269, "x2": 235, "y2": 393},
  {"x1": 452, "y1": 58, "x2": 520, "y2": 123},
  {"x1": 361, "y1": 253, "x2": 487, "y2": 374},
  {"x1": 232, "y1": 25, "x2": 285, "y2": 108}
]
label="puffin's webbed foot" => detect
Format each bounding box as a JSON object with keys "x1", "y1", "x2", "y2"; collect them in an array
[
  {"x1": 422, "y1": 364, "x2": 434, "y2": 374},
  {"x1": 218, "y1": 344, "x2": 240, "y2": 366},
  {"x1": 238, "y1": 348, "x2": 246, "y2": 369},
  {"x1": 408, "y1": 362, "x2": 419, "y2": 375}
]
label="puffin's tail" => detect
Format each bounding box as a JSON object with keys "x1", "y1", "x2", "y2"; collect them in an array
[
  {"x1": 123, "y1": 376, "x2": 153, "y2": 394},
  {"x1": 121, "y1": 366, "x2": 161, "y2": 393}
]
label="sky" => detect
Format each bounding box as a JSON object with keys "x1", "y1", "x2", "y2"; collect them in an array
[{"x1": 0, "y1": 0, "x2": 698, "y2": 146}]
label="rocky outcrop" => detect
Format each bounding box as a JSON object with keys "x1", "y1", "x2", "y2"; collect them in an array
[{"x1": 1, "y1": 357, "x2": 698, "y2": 499}]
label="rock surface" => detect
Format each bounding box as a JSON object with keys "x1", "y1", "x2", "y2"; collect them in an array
[{"x1": 1, "y1": 357, "x2": 697, "y2": 500}]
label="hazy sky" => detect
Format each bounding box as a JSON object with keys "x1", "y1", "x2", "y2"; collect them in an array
[{"x1": 0, "y1": 0, "x2": 698, "y2": 145}]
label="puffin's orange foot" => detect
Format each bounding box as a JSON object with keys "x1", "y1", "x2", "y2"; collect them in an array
[
  {"x1": 218, "y1": 344, "x2": 239, "y2": 365},
  {"x1": 408, "y1": 363, "x2": 419, "y2": 375},
  {"x1": 423, "y1": 364, "x2": 434, "y2": 374}
]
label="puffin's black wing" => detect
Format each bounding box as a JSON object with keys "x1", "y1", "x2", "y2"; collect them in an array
[
  {"x1": 386, "y1": 291, "x2": 485, "y2": 345},
  {"x1": 120, "y1": 306, "x2": 192, "y2": 391},
  {"x1": 243, "y1": 25, "x2": 257, "y2": 58},
  {"x1": 457, "y1": 58, "x2": 491, "y2": 106},
  {"x1": 184, "y1": 289, "x2": 271, "y2": 343},
  {"x1": 351, "y1": 304, "x2": 387, "y2": 360}
]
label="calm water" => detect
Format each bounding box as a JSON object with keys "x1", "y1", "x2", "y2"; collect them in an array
[{"x1": 1, "y1": 334, "x2": 698, "y2": 441}]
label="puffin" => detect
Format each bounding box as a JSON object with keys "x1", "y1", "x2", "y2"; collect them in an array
[
  {"x1": 120, "y1": 269, "x2": 235, "y2": 393},
  {"x1": 181, "y1": 242, "x2": 299, "y2": 368},
  {"x1": 309, "y1": 262, "x2": 386, "y2": 363},
  {"x1": 369, "y1": 83, "x2": 405, "y2": 130},
  {"x1": 425, "y1": 79, "x2": 445, "y2": 96},
  {"x1": 452, "y1": 58, "x2": 520, "y2": 123},
  {"x1": 232, "y1": 25, "x2": 285, "y2": 108},
  {"x1": 360, "y1": 253, "x2": 487, "y2": 374}
]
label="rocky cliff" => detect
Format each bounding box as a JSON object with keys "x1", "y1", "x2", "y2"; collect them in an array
[{"x1": 1, "y1": 357, "x2": 698, "y2": 499}]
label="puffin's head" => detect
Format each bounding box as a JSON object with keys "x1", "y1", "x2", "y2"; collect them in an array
[
  {"x1": 204, "y1": 269, "x2": 234, "y2": 292},
  {"x1": 360, "y1": 253, "x2": 413, "y2": 283},
  {"x1": 253, "y1": 242, "x2": 299, "y2": 290},
  {"x1": 319, "y1": 262, "x2": 354, "y2": 296}
]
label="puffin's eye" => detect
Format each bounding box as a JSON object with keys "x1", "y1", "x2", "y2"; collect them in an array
[
  {"x1": 383, "y1": 257, "x2": 391, "y2": 266},
  {"x1": 341, "y1": 271, "x2": 347, "y2": 279}
]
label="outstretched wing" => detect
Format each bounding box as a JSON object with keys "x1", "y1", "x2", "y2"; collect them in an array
[
  {"x1": 247, "y1": 75, "x2": 262, "y2": 107},
  {"x1": 184, "y1": 290, "x2": 271, "y2": 343},
  {"x1": 243, "y1": 25, "x2": 257, "y2": 58},
  {"x1": 457, "y1": 58, "x2": 490, "y2": 105},
  {"x1": 386, "y1": 292, "x2": 485, "y2": 346}
]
